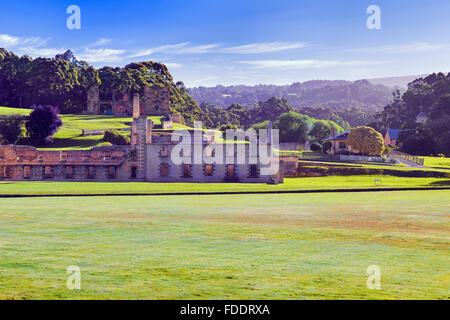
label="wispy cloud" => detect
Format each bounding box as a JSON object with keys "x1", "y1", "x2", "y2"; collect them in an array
[
  {"x1": 129, "y1": 41, "x2": 306, "y2": 57},
  {"x1": 219, "y1": 41, "x2": 308, "y2": 54},
  {"x1": 164, "y1": 62, "x2": 183, "y2": 69},
  {"x1": 349, "y1": 42, "x2": 446, "y2": 54},
  {"x1": 129, "y1": 43, "x2": 219, "y2": 57},
  {"x1": 239, "y1": 59, "x2": 375, "y2": 69},
  {"x1": 0, "y1": 33, "x2": 49, "y2": 48},
  {"x1": 88, "y1": 38, "x2": 112, "y2": 47},
  {"x1": 18, "y1": 47, "x2": 66, "y2": 57},
  {"x1": 0, "y1": 34, "x2": 20, "y2": 46},
  {"x1": 76, "y1": 48, "x2": 125, "y2": 63}
]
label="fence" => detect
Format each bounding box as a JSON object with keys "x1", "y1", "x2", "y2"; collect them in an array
[
  {"x1": 81, "y1": 128, "x2": 131, "y2": 137},
  {"x1": 389, "y1": 150, "x2": 424, "y2": 166},
  {"x1": 339, "y1": 155, "x2": 396, "y2": 164}
]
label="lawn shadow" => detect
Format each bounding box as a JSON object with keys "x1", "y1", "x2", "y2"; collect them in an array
[{"x1": 428, "y1": 180, "x2": 450, "y2": 186}]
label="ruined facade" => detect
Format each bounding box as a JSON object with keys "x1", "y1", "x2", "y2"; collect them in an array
[
  {"x1": 0, "y1": 93, "x2": 283, "y2": 183},
  {"x1": 86, "y1": 85, "x2": 171, "y2": 117}
]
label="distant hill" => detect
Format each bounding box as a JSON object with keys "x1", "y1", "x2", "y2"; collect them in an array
[
  {"x1": 365, "y1": 74, "x2": 428, "y2": 88},
  {"x1": 189, "y1": 79, "x2": 395, "y2": 114}
]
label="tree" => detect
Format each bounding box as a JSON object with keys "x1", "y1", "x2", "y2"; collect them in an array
[
  {"x1": 0, "y1": 115, "x2": 25, "y2": 144},
  {"x1": 309, "y1": 120, "x2": 343, "y2": 142},
  {"x1": 398, "y1": 127, "x2": 436, "y2": 156},
  {"x1": 103, "y1": 130, "x2": 130, "y2": 145},
  {"x1": 310, "y1": 142, "x2": 322, "y2": 153},
  {"x1": 323, "y1": 141, "x2": 333, "y2": 154},
  {"x1": 218, "y1": 123, "x2": 238, "y2": 132},
  {"x1": 347, "y1": 126, "x2": 385, "y2": 156},
  {"x1": 274, "y1": 111, "x2": 314, "y2": 143},
  {"x1": 25, "y1": 105, "x2": 63, "y2": 145}
]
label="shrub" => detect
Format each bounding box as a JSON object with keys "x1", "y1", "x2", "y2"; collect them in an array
[
  {"x1": 218, "y1": 123, "x2": 238, "y2": 132},
  {"x1": 310, "y1": 142, "x2": 322, "y2": 153},
  {"x1": 25, "y1": 105, "x2": 62, "y2": 145},
  {"x1": 383, "y1": 145, "x2": 391, "y2": 156},
  {"x1": 347, "y1": 126, "x2": 385, "y2": 156},
  {"x1": 0, "y1": 115, "x2": 25, "y2": 144},
  {"x1": 103, "y1": 130, "x2": 130, "y2": 145},
  {"x1": 323, "y1": 141, "x2": 332, "y2": 154}
]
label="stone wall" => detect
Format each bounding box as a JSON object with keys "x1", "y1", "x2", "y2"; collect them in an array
[
  {"x1": 142, "y1": 85, "x2": 170, "y2": 115},
  {"x1": 0, "y1": 145, "x2": 136, "y2": 182}
]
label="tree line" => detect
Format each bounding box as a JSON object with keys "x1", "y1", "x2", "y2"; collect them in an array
[
  {"x1": 373, "y1": 72, "x2": 450, "y2": 156},
  {"x1": 0, "y1": 49, "x2": 203, "y2": 124}
]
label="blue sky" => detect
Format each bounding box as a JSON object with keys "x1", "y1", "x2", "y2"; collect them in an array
[{"x1": 0, "y1": 0, "x2": 449, "y2": 86}]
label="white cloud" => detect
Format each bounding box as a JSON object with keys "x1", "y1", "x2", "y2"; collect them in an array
[
  {"x1": 219, "y1": 41, "x2": 308, "y2": 54},
  {"x1": 0, "y1": 34, "x2": 49, "y2": 48},
  {"x1": 18, "y1": 47, "x2": 66, "y2": 57},
  {"x1": 164, "y1": 62, "x2": 183, "y2": 69},
  {"x1": 0, "y1": 34, "x2": 20, "y2": 46},
  {"x1": 129, "y1": 42, "x2": 220, "y2": 57},
  {"x1": 76, "y1": 48, "x2": 125, "y2": 63},
  {"x1": 130, "y1": 41, "x2": 307, "y2": 57},
  {"x1": 239, "y1": 59, "x2": 374, "y2": 69},
  {"x1": 88, "y1": 38, "x2": 112, "y2": 47},
  {"x1": 349, "y1": 42, "x2": 446, "y2": 54}
]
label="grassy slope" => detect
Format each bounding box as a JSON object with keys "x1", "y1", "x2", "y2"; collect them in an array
[
  {"x1": 423, "y1": 156, "x2": 450, "y2": 169},
  {"x1": 0, "y1": 106, "x2": 191, "y2": 150},
  {"x1": 0, "y1": 175, "x2": 448, "y2": 195},
  {"x1": 0, "y1": 191, "x2": 448, "y2": 299}
]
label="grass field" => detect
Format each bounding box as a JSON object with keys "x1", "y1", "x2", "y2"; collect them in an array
[
  {"x1": 0, "y1": 175, "x2": 449, "y2": 195},
  {"x1": 0, "y1": 190, "x2": 448, "y2": 299}
]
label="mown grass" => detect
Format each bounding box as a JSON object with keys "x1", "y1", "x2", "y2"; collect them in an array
[
  {"x1": 0, "y1": 175, "x2": 449, "y2": 195},
  {"x1": 0, "y1": 106, "x2": 191, "y2": 150},
  {"x1": 424, "y1": 156, "x2": 450, "y2": 169},
  {"x1": 0, "y1": 191, "x2": 448, "y2": 299}
]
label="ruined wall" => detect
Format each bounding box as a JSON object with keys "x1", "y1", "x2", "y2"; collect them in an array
[
  {"x1": 142, "y1": 85, "x2": 170, "y2": 115},
  {"x1": 145, "y1": 140, "x2": 278, "y2": 183},
  {"x1": 0, "y1": 145, "x2": 138, "y2": 182}
]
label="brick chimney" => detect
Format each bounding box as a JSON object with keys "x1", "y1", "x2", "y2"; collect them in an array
[{"x1": 132, "y1": 93, "x2": 140, "y2": 119}]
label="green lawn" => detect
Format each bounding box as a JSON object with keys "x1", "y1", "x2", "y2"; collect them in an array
[
  {"x1": 0, "y1": 176, "x2": 448, "y2": 195},
  {"x1": 424, "y1": 156, "x2": 450, "y2": 169},
  {"x1": 0, "y1": 191, "x2": 448, "y2": 299},
  {"x1": 0, "y1": 106, "x2": 192, "y2": 150}
]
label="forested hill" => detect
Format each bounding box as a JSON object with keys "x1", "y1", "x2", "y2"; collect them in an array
[
  {"x1": 189, "y1": 80, "x2": 394, "y2": 113},
  {"x1": 0, "y1": 49, "x2": 203, "y2": 124}
]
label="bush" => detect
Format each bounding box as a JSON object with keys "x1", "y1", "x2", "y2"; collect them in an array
[
  {"x1": 103, "y1": 130, "x2": 130, "y2": 145},
  {"x1": 383, "y1": 145, "x2": 391, "y2": 156},
  {"x1": 323, "y1": 141, "x2": 332, "y2": 154},
  {"x1": 25, "y1": 105, "x2": 62, "y2": 145},
  {"x1": 310, "y1": 142, "x2": 323, "y2": 153},
  {"x1": 0, "y1": 115, "x2": 25, "y2": 144},
  {"x1": 347, "y1": 126, "x2": 384, "y2": 156},
  {"x1": 218, "y1": 123, "x2": 238, "y2": 132}
]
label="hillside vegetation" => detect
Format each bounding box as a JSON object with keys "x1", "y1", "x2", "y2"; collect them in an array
[{"x1": 0, "y1": 49, "x2": 203, "y2": 124}]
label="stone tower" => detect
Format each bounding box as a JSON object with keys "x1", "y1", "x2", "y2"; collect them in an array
[
  {"x1": 131, "y1": 92, "x2": 152, "y2": 180},
  {"x1": 87, "y1": 86, "x2": 100, "y2": 114}
]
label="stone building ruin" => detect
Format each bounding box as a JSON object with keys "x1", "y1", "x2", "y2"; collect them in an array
[{"x1": 0, "y1": 86, "x2": 287, "y2": 184}]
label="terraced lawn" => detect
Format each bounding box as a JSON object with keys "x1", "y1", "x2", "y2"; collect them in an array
[
  {"x1": 0, "y1": 191, "x2": 448, "y2": 299},
  {"x1": 0, "y1": 106, "x2": 192, "y2": 150}
]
